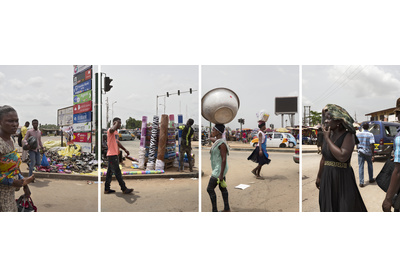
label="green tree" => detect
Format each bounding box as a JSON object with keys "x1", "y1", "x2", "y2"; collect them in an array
[
  {"x1": 126, "y1": 117, "x2": 142, "y2": 129},
  {"x1": 310, "y1": 110, "x2": 322, "y2": 126}
]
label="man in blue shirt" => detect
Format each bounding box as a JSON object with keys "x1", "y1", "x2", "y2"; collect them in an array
[
  {"x1": 356, "y1": 122, "x2": 375, "y2": 187},
  {"x1": 383, "y1": 98, "x2": 400, "y2": 212}
]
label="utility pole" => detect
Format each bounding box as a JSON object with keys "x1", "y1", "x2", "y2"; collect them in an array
[{"x1": 303, "y1": 106, "x2": 311, "y2": 126}]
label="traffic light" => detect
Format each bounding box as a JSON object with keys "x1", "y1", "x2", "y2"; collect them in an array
[
  {"x1": 189, "y1": 88, "x2": 192, "y2": 94},
  {"x1": 166, "y1": 92, "x2": 169, "y2": 97},
  {"x1": 178, "y1": 90, "x2": 180, "y2": 96},
  {"x1": 104, "y1": 76, "x2": 113, "y2": 92}
]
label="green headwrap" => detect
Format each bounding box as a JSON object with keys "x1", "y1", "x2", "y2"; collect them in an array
[{"x1": 322, "y1": 104, "x2": 356, "y2": 134}]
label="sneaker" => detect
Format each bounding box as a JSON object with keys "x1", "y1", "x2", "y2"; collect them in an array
[
  {"x1": 369, "y1": 178, "x2": 376, "y2": 183},
  {"x1": 360, "y1": 184, "x2": 365, "y2": 188},
  {"x1": 123, "y1": 188, "x2": 134, "y2": 194},
  {"x1": 104, "y1": 189, "x2": 116, "y2": 194}
]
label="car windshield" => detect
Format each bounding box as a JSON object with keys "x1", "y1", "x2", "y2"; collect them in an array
[{"x1": 369, "y1": 124, "x2": 380, "y2": 136}]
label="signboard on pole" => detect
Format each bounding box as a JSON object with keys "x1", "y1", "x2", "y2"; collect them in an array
[
  {"x1": 73, "y1": 65, "x2": 92, "y2": 75},
  {"x1": 73, "y1": 101, "x2": 92, "y2": 114},
  {"x1": 73, "y1": 111, "x2": 92, "y2": 124},
  {"x1": 73, "y1": 68, "x2": 92, "y2": 86},
  {"x1": 76, "y1": 142, "x2": 92, "y2": 153},
  {"x1": 73, "y1": 90, "x2": 92, "y2": 105},
  {"x1": 73, "y1": 79, "x2": 92, "y2": 95},
  {"x1": 73, "y1": 132, "x2": 92, "y2": 143},
  {"x1": 57, "y1": 106, "x2": 73, "y2": 126},
  {"x1": 73, "y1": 122, "x2": 92, "y2": 132}
]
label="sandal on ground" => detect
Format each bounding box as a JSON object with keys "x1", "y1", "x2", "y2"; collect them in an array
[{"x1": 251, "y1": 169, "x2": 257, "y2": 176}]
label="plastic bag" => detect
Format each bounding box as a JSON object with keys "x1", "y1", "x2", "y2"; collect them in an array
[
  {"x1": 41, "y1": 154, "x2": 50, "y2": 167},
  {"x1": 376, "y1": 159, "x2": 395, "y2": 192}
]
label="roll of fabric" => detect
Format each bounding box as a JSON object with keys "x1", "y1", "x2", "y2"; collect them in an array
[
  {"x1": 140, "y1": 116, "x2": 147, "y2": 148},
  {"x1": 157, "y1": 114, "x2": 168, "y2": 162},
  {"x1": 138, "y1": 147, "x2": 146, "y2": 169},
  {"x1": 147, "y1": 115, "x2": 159, "y2": 170},
  {"x1": 169, "y1": 114, "x2": 175, "y2": 129}
]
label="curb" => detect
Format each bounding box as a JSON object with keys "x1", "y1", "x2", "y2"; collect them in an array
[{"x1": 21, "y1": 170, "x2": 199, "y2": 181}]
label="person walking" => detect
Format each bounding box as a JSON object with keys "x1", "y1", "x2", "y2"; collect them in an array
[
  {"x1": 248, "y1": 121, "x2": 271, "y2": 179},
  {"x1": 382, "y1": 98, "x2": 400, "y2": 212},
  {"x1": 20, "y1": 121, "x2": 29, "y2": 162},
  {"x1": 316, "y1": 104, "x2": 367, "y2": 212},
  {"x1": 23, "y1": 119, "x2": 44, "y2": 178},
  {"x1": 206, "y1": 124, "x2": 230, "y2": 212},
  {"x1": 178, "y1": 118, "x2": 194, "y2": 172},
  {"x1": 104, "y1": 117, "x2": 133, "y2": 194},
  {"x1": 356, "y1": 122, "x2": 375, "y2": 188},
  {"x1": 0, "y1": 105, "x2": 35, "y2": 212}
]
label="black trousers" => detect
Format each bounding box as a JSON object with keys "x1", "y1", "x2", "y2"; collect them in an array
[
  {"x1": 206, "y1": 176, "x2": 230, "y2": 212},
  {"x1": 105, "y1": 155, "x2": 127, "y2": 191}
]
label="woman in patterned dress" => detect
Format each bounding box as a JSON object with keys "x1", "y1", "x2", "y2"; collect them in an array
[{"x1": 0, "y1": 105, "x2": 34, "y2": 212}]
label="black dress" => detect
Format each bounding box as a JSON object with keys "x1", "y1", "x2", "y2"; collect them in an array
[{"x1": 319, "y1": 132, "x2": 367, "y2": 212}]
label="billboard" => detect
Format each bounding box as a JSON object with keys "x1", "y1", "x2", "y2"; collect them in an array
[
  {"x1": 73, "y1": 79, "x2": 92, "y2": 95},
  {"x1": 75, "y1": 142, "x2": 92, "y2": 153},
  {"x1": 73, "y1": 90, "x2": 92, "y2": 105},
  {"x1": 73, "y1": 111, "x2": 92, "y2": 124},
  {"x1": 73, "y1": 101, "x2": 92, "y2": 114},
  {"x1": 275, "y1": 97, "x2": 298, "y2": 114},
  {"x1": 57, "y1": 106, "x2": 73, "y2": 126}
]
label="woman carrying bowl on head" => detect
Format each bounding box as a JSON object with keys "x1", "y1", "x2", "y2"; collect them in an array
[
  {"x1": 0, "y1": 105, "x2": 35, "y2": 212},
  {"x1": 206, "y1": 124, "x2": 231, "y2": 212},
  {"x1": 316, "y1": 104, "x2": 367, "y2": 212}
]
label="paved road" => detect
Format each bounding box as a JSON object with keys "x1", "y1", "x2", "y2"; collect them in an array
[
  {"x1": 24, "y1": 178, "x2": 98, "y2": 212},
  {"x1": 201, "y1": 149, "x2": 299, "y2": 212},
  {"x1": 302, "y1": 151, "x2": 388, "y2": 212}
]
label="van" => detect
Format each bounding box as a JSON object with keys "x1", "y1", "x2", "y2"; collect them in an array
[{"x1": 361, "y1": 121, "x2": 400, "y2": 158}]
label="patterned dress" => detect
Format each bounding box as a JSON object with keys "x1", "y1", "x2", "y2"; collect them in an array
[{"x1": 0, "y1": 138, "x2": 19, "y2": 212}]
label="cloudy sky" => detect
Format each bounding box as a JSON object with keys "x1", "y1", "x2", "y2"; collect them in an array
[
  {"x1": 100, "y1": 65, "x2": 198, "y2": 127},
  {"x1": 0, "y1": 65, "x2": 85, "y2": 126},
  {"x1": 303, "y1": 65, "x2": 400, "y2": 123},
  {"x1": 201, "y1": 65, "x2": 299, "y2": 130}
]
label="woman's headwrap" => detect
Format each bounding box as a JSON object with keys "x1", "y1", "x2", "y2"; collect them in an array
[
  {"x1": 322, "y1": 104, "x2": 356, "y2": 134},
  {"x1": 214, "y1": 124, "x2": 225, "y2": 134}
]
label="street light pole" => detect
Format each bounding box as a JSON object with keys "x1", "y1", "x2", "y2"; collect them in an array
[{"x1": 112, "y1": 101, "x2": 117, "y2": 122}]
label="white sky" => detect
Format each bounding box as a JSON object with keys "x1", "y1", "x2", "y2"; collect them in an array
[
  {"x1": 100, "y1": 65, "x2": 198, "y2": 128},
  {"x1": 202, "y1": 65, "x2": 299, "y2": 130},
  {"x1": 302, "y1": 65, "x2": 400, "y2": 123},
  {"x1": 0, "y1": 65, "x2": 94, "y2": 126}
]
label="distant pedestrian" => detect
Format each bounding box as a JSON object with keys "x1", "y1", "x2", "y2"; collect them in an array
[
  {"x1": 104, "y1": 117, "x2": 133, "y2": 194},
  {"x1": 382, "y1": 98, "x2": 400, "y2": 212},
  {"x1": 20, "y1": 121, "x2": 29, "y2": 162},
  {"x1": 248, "y1": 121, "x2": 271, "y2": 179},
  {"x1": 23, "y1": 119, "x2": 44, "y2": 178},
  {"x1": 207, "y1": 124, "x2": 230, "y2": 212},
  {"x1": 178, "y1": 118, "x2": 194, "y2": 172},
  {"x1": 316, "y1": 104, "x2": 367, "y2": 212},
  {"x1": 356, "y1": 122, "x2": 375, "y2": 188}
]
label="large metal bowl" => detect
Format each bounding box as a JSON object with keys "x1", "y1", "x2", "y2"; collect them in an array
[{"x1": 201, "y1": 87, "x2": 240, "y2": 124}]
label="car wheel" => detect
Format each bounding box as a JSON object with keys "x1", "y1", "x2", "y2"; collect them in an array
[
  {"x1": 279, "y1": 143, "x2": 286, "y2": 148},
  {"x1": 289, "y1": 142, "x2": 294, "y2": 148}
]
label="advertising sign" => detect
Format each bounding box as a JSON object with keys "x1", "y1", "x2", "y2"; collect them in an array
[
  {"x1": 73, "y1": 101, "x2": 92, "y2": 114},
  {"x1": 57, "y1": 106, "x2": 73, "y2": 126},
  {"x1": 73, "y1": 122, "x2": 92, "y2": 132},
  {"x1": 73, "y1": 132, "x2": 92, "y2": 143},
  {"x1": 73, "y1": 68, "x2": 92, "y2": 86},
  {"x1": 73, "y1": 79, "x2": 92, "y2": 95},
  {"x1": 73, "y1": 111, "x2": 92, "y2": 124},
  {"x1": 73, "y1": 65, "x2": 92, "y2": 75},
  {"x1": 73, "y1": 90, "x2": 92, "y2": 105}
]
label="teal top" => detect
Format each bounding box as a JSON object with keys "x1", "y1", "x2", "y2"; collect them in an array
[{"x1": 210, "y1": 139, "x2": 229, "y2": 178}]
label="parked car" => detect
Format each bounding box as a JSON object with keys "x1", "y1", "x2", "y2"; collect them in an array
[
  {"x1": 361, "y1": 121, "x2": 400, "y2": 158},
  {"x1": 283, "y1": 133, "x2": 297, "y2": 148},
  {"x1": 293, "y1": 147, "x2": 299, "y2": 163},
  {"x1": 250, "y1": 132, "x2": 289, "y2": 148},
  {"x1": 118, "y1": 129, "x2": 135, "y2": 141}
]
